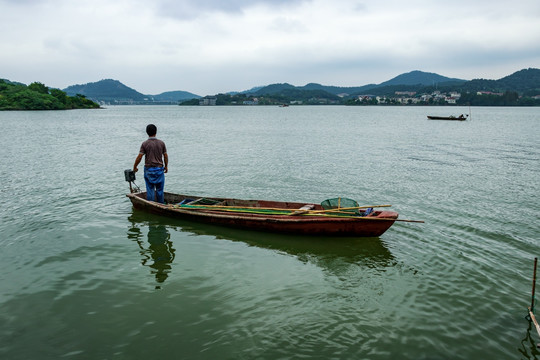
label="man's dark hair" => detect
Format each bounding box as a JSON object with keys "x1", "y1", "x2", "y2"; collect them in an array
[{"x1": 146, "y1": 124, "x2": 157, "y2": 136}]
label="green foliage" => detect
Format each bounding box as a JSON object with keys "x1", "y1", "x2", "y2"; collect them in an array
[
  {"x1": 0, "y1": 79, "x2": 100, "y2": 110},
  {"x1": 345, "y1": 97, "x2": 379, "y2": 106},
  {"x1": 179, "y1": 98, "x2": 200, "y2": 105},
  {"x1": 204, "y1": 91, "x2": 341, "y2": 105},
  {"x1": 28, "y1": 82, "x2": 49, "y2": 94},
  {"x1": 458, "y1": 91, "x2": 540, "y2": 106}
]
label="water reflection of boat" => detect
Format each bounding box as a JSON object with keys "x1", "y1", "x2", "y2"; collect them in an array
[
  {"x1": 127, "y1": 214, "x2": 175, "y2": 288},
  {"x1": 128, "y1": 210, "x2": 394, "y2": 272}
]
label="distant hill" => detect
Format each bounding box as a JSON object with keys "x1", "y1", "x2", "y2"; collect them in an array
[
  {"x1": 250, "y1": 83, "x2": 296, "y2": 95},
  {"x1": 250, "y1": 82, "x2": 372, "y2": 97},
  {"x1": 0, "y1": 78, "x2": 26, "y2": 86},
  {"x1": 378, "y1": 70, "x2": 465, "y2": 87},
  {"x1": 243, "y1": 83, "x2": 340, "y2": 103},
  {"x1": 249, "y1": 71, "x2": 466, "y2": 97},
  {"x1": 63, "y1": 79, "x2": 200, "y2": 104},
  {"x1": 248, "y1": 69, "x2": 538, "y2": 100},
  {"x1": 64, "y1": 79, "x2": 147, "y2": 102},
  {"x1": 454, "y1": 68, "x2": 540, "y2": 95},
  {"x1": 232, "y1": 85, "x2": 265, "y2": 95},
  {"x1": 151, "y1": 90, "x2": 201, "y2": 102},
  {"x1": 299, "y1": 83, "x2": 375, "y2": 95}
]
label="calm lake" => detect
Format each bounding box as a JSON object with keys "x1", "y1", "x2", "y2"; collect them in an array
[{"x1": 0, "y1": 105, "x2": 539, "y2": 359}]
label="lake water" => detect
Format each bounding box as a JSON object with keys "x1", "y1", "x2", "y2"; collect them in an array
[{"x1": 0, "y1": 105, "x2": 539, "y2": 359}]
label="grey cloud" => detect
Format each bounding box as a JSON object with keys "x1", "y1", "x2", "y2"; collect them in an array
[
  {"x1": 0, "y1": 0, "x2": 43, "y2": 4},
  {"x1": 155, "y1": 0, "x2": 310, "y2": 19}
]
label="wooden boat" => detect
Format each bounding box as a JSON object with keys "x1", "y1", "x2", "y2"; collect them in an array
[
  {"x1": 126, "y1": 192, "x2": 400, "y2": 237},
  {"x1": 427, "y1": 114, "x2": 468, "y2": 121}
]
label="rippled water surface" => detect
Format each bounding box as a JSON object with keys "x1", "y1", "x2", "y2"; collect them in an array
[{"x1": 0, "y1": 106, "x2": 539, "y2": 359}]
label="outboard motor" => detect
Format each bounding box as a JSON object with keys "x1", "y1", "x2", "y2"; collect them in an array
[{"x1": 124, "y1": 169, "x2": 140, "y2": 193}]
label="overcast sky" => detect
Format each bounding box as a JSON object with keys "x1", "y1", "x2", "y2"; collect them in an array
[{"x1": 1, "y1": 0, "x2": 539, "y2": 95}]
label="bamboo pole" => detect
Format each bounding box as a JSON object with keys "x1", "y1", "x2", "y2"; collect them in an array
[
  {"x1": 171, "y1": 205, "x2": 424, "y2": 222},
  {"x1": 303, "y1": 205, "x2": 392, "y2": 214},
  {"x1": 532, "y1": 257, "x2": 538, "y2": 312},
  {"x1": 291, "y1": 205, "x2": 392, "y2": 216},
  {"x1": 175, "y1": 204, "x2": 308, "y2": 211},
  {"x1": 176, "y1": 203, "x2": 391, "y2": 213},
  {"x1": 528, "y1": 307, "x2": 540, "y2": 348}
]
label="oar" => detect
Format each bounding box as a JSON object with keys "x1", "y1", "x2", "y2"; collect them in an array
[
  {"x1": 314, "y1": 215, "x2": 425, "y2": 223},
  {"x1": 175, "y1": 204, "x2": 297, "y2": 212},
  {"x1": 370, "y1": 218, "x2": 424, "y2": 223},
  {"x1": 176, "y1": 203, "x2": 390, "y2": 213},
  {"x1": 293, "y1": 205, "x2": 392, "y2": 215}
]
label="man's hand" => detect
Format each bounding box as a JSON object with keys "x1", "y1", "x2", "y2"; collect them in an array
[
  {"x1": 163, "y1": 153, "x2": 168, "y2": 173},
  {"x1": 133, "y1": 153, "x2": 143, "y2": 173}
]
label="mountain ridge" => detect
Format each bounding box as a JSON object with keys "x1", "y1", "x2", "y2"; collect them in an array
[
  {"x1": 4, "y1": 68, "x2": 537, "y2": 104},
  {"x1": 242, "y1": 70, "x2": 466, "y2": 96}
]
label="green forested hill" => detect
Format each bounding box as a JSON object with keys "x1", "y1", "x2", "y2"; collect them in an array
[
  {"x1": 249, "y1": 71, "x2": 466, "y2": 96},
  {"x1": 248, "y1": 69, "x2": 539, "y2": 100},
  {"x1": 0, "y1": 80, "x2": 100, "y2": 110},
  {"x1": 63, "y1": 79, "x2": 200, "y2": 103},
  {"x1": 151, "y1": 90, "x2": 201, "y2": 102},
  {"x1": 377, "y1": 70, "x2": 465, "y2": 87},
  {"x1": 453, "y1": 68, "x2": 540, "y2": 95},
  {"x1": 64, "y1": 79, "x2": 146, "y2": 102}
]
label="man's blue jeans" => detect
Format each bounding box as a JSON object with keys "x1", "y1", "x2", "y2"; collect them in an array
[{"x1": 144, "y1": 167, "x2": 165, "y2": 203}]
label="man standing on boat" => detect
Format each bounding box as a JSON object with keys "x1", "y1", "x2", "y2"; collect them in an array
[{"x1": 133, "y1": 124, "x2": 168, "y2": 203}]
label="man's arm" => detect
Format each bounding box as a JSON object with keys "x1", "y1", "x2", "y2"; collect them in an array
[
  {"x1": 133, "y1": 153, "x2": 143, "y2": 173},
  {"x1": 163, "y1": 153, "x2": 168, "y2": 173}
]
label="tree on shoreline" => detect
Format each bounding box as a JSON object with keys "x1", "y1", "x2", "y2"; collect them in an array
[{"x1": 0, "y1": 80, "x2": 100, "y2": 110}]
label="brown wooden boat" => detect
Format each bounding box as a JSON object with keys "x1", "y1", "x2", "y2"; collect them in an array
[
  {"x1": 126, "y1": 192, "x2": 400, "y2": 237},
  {"x1": 427, "y1": 114, "x2": 468, "y2": 121}
]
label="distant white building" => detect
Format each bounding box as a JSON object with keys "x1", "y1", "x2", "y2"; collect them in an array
[
  {"x1": 477, "y1": 91, "x2": 503, "y2": 96},
  {"x1": 395, "y1": 91, "x2": 416, "y2": 96},
  {"x1": 243, "y1": 98, "x2": 258, "y2": 105},
  {"x1": 199, "y1": 96, "x2": 217, "y2": 106}
]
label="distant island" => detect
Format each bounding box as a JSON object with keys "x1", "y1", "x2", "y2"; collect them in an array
[
  {"x1": 2, "y1": 68, "x2": 539, "y2": 109},
  {"x1": 0, "y1": 80, "x2": 100, "y2": 110}
]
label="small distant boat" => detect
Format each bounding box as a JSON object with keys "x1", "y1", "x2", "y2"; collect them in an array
[
  {"x1": 279, "y1": 104, "x2": 289, "y2": 107},
  {"x1": 126, "y1": 192, "x2": 401, "y2": 237},
  {"x1": 427, "y1": 114, "x2": 468, "y2": 121}
]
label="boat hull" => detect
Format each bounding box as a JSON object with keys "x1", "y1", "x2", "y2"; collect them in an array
[
  {"x1": 126, "y1": 192, "x2": 398, "y2": 237},
  {"x1": 427, "y1": 115, "x2": 467, "y2": 121}
]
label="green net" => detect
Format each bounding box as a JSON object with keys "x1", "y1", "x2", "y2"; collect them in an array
[{"x1": 321, "y1": 197, "x2": 361, "y2": 215}]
